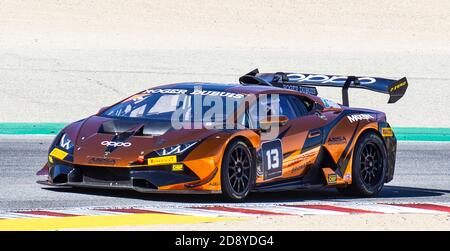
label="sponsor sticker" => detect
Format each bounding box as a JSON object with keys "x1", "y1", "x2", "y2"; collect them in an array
[
  {"x1": 327, "y1": 174, "x2": 337, "y2": 184},
  {"x1": 101, "y1": 141, "x2": 132, "y2": 147},
  {"x1": 145, "y1": 89, "x2": 188, "y2": 95},
  {"x1": 347, "y1": 114, "x2": 374, "y2": 123},
  {"x1": 390, "y1": 81, "x2": 407, "y2": 92},
  {"x1": 87, "y1": 156, "x2": 118, "y2": 165},
  {"x1": 282, "y1": 84, "x2": 318, "y2": 95},
  {"x1": 59, "y1": 134, "x2": 72, "y2": 150},
  {"x1": 328, "y1": 136, "x2": 347, "y2": 145},
  {"x1": 49, "y1": 148, "x2": 68, "y2": 160},
  {"x1": 190, "y1": 90, "x2": 245, "y2": 99},
  {"x1": 382, "y1": 127, "x2": 393, "y2": 137},
  {"x1": 144, "y1": 88, "x2": 245, "y2": 99},
  {"x1": 147, "y1": 155, "x2": 177, "y2": 166},
  {"x1": 290, "y1": 164, "x2": 306, "y2": 174},
  {"x1": 208, "y1": 181, "x2": 220, "y2": 187},
  {"x1": 171, "y1": 164, "x2": 184, "y2": 171},
  {"x1": 286, "y1": 74, "x2": 377, "y2": 85}
]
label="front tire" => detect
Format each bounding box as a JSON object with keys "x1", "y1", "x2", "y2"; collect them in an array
[
  {"x1": 221, "y1": 140, "x2": 254, "y2": 201},
  {"x1": 338, "y1": 131, "x2": 388, "y2": 197}
]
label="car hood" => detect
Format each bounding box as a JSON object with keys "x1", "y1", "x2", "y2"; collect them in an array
[{"x1": 69, "y1": 116, "x2": 223, "y2": 167}]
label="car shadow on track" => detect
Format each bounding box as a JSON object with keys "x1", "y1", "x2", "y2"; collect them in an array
[{"x1": 43, "y1": 185, "x2": 450, "y2": 204}]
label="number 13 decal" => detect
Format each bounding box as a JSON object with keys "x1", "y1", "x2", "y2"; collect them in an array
[
  {"x1": 261, "y1": 139, "x2": 283, "y2": 180},
  {"x1": 266, "y1": 149, "x2": 280, "y2": 170}
]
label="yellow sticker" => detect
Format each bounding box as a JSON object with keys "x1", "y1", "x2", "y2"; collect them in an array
[
  {"x1": 147, "y1": 155, "x2": 177, "y2": 166},
  {"x1": 49, "y1": 148, "x2": 68, "y2": 160},
  {"x1": 171, "y1": 164, "x2": 184, "y2": 171},
  {"x1": 48, "y1": 156, "x2": 54, "y2": 164},
  {"x1": 327, "y1": 174, "x2": 337, "y2": 184},
  {"x1": 382, "y1": 128, "x2": 393, "y2": 137},
  {"x1": 390, "y1": 81, "x2": 407, "y2": 92}
]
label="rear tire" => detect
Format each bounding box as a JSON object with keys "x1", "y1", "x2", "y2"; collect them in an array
[
  {"x1": 221, "y1": 140, "x2": 255, "y2": 202},
  {"x1": 337, "y1": 131, "x2": 387, "y2": 197}
]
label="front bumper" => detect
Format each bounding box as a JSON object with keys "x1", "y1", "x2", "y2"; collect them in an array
[
  {"x1": 37, "y1": 161, "x2": 220, "y2": 194},
  {"x1": 37, "y1": 180, "x2": 221, "y2": 194}
]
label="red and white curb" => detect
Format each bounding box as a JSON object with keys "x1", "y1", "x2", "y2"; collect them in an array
[{"x1": 1, "y1": 202, "x2": 450, "y2": 220}]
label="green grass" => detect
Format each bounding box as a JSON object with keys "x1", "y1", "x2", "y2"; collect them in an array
[
  {"x1": 0, "y1": 123, "x2": 67, "y2": 135},
  {"x1": 393, "y1": 127, "x2": 450, "y2": 142}
]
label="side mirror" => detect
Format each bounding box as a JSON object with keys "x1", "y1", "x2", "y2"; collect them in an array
[
  {"x1": 97, "y1": 106, "x2": 109, "y2": 115},
  {"x1": 260, "y1": 115, "x2": 289, "y2": 131},
  {"x1": 312, "y1": 102, "x2": 324, "y2": 113}
]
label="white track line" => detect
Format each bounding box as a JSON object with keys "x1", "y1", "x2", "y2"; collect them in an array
[
  {"x1": 348, "y1": 204, "x2": 447, "y2": 214},
  {"x1": 165, "y1": 207, "x2": 252, "y2": 217},
  {"x1": 0, "y1": 212, "x2": 53, "y2": 219},
  {"x1": 118, "y1": 207, "x2": 234, "y2": 217},
  {"x1": 384, "y1": 204, "x2": 450, "y2": 214},
  {"x1": 209, "y1": 205, "x2": 295, "y2": 216},
  {"x1": 437, "y1": 202, "x2": 450, "y2": 207},
  {"x1": 261, "y1": 205, "x2": 349, "y2": 216},
  {"x1": 55, "y1": 208, "x2": 129, "y2": 216},
  {"x1": 1, "y1": 202, "x2": 448, "y2": 220}
]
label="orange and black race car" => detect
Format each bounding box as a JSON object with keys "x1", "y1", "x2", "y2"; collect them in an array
[{"x1": 37, "y1": 69, "x2": 408, "y2": 201}]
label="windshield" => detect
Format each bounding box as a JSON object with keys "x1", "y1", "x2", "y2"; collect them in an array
[{"x1": 102, "y1": 88, "x2": 245, "y2": 123}]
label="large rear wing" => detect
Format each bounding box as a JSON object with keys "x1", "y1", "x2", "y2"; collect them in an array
[{"x1": 239, "y1": 69, "x2": 408, "y2": 106}]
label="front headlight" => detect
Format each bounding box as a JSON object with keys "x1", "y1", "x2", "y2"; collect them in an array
[
  {"x1": 155, "y1": 141, "x2": 199, "y2": 156},
  {"x1": 59, "y1": 133, "x2": 74, "y2": 151}
]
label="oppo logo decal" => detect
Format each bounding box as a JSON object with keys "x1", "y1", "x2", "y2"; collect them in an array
[
  {"x1": 101, "y1": 141, "x2": 132, "y2": 147},
  {"x1": 286, "y1": 74, "x2": 377, "y2": 85}
]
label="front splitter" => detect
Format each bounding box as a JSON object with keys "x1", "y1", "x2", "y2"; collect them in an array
[{"x1": 37, "y1": 180, "x2": 222, "y2": 194}]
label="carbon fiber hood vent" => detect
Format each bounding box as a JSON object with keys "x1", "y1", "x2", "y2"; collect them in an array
[{"x1": 98, "y1": 119, "x2": 172, "y2": 136}]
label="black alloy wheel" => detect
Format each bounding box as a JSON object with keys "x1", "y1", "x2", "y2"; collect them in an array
[
  {"x1": 221, "y1": 140, "x2": 254, "y2": 201},
  {"x1": 360, "y1": 142, "x2": 383, "y2": 187},
  {"x1": 337, "y1": 132, "x2": 388, "y2": 197}
]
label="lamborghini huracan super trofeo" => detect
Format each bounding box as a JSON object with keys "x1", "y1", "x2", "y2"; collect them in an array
[{"x1": 37, "y1": 69, "x2": 408, "y2": 201}]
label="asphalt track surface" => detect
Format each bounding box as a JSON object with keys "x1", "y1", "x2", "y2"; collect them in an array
[{"x1": 0, "y1": 135, "x2": 449, "y2": 211}]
